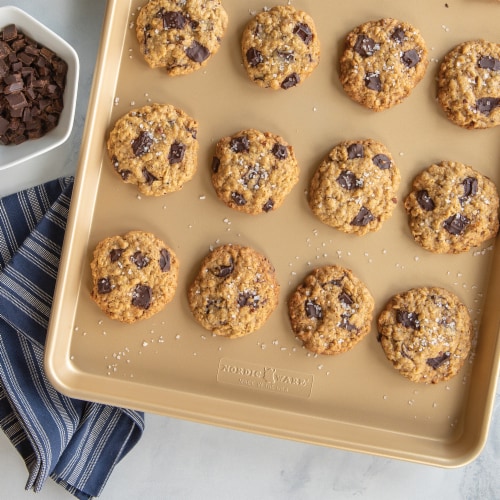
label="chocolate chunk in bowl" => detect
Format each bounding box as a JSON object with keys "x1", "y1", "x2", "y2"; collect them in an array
[{"x1": 0, "y1": 6, "x2": 79, "y2": 170}]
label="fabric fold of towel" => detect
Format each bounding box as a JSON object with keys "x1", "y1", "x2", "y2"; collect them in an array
[{"x1": 0, "y1": 177, "x2": 145, "y2": 499}]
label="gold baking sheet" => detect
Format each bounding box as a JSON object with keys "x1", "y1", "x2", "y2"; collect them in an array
[{"x1": 45, "y1": 0, "x2": 500, "y2": 466}]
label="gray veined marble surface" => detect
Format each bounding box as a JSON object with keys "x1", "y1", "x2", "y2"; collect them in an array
[{"x1": 0, "y1": 1, "x2": 498, "y2": 499}]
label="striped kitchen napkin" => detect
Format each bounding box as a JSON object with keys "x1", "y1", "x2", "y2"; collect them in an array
[{"x1": 0, "y1": 177, "x2": 145, "y2": 499}]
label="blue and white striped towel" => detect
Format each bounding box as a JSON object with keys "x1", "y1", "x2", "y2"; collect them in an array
[{"x1": 0, "y1": 177, "x2": 145, "y2": 499}]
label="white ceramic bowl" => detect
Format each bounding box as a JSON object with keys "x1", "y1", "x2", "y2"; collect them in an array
[{"x1": 0, "y1": 6, "x2": 79, "y2": 170}]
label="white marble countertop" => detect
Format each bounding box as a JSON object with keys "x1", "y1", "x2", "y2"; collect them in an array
[{"x1": 0, "y1": 1, "x2": 499, "y2": 498}]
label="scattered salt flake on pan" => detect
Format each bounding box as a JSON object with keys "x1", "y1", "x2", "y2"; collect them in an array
[
  {"x1": 199, "y1": 195, "x2": 206, "y2": 200},
  {"x1": 142, "y1": 341, "x2": 149, "y2": 347},
  {"x1": 175, "y1": 334, "x2": 181, "y2": 340}
]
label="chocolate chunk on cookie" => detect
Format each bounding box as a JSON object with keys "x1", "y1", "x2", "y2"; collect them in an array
[
  {"x1": 211, "y1": 128, "x2": 299, "y2": 214},
  {"x1": 136, "y1": 0, "x2": 228, "y2": 76},
  {"x1": 288, "y1": 265, "x2": 374, "y2": 355},
  {"x1": 90, "y1": 230, "x2": 179, "y2": 323},
  {"x1": 404, "y1": 161, "x2": 499, "y2": 253},
  {"x1": 339, "y1": 18, "x2": 428, "y2": 111},
  {"x1": 377, "y1": 287, "x2": 473, "y2": 384},
  {"x1": 308, "y1": 139, "x2": 400, "y2": 235},
  {"x1": 437, "y1": 40, "x2": 500, "y2": 129},
  {"x1": 187, "y1": 244, "x2": 279, "y2": 338},
  {"x1": 241, "y1": 5, "x2": 320, "y2": 90},
  {"x1": 107, "y1": 103, "x2": 198, "y2": 196}
]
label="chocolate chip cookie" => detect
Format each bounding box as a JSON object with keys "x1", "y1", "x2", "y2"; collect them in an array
[
  {"x1": 107, "y1": 103, "x2": 198, "y2": 196},
  {"x1": 211, "y1": 128, "x2": 299, "y2": 214},
  {"x1": 288, "y1": 265, "x2": 375, "y2": 355},
  {"x1": 377, "y1": 287, "x2": 473, "y2": 384},
  {"x1": 339, "y1": 18, "x2": 428, "y2": 111},
  {"x1": 404, "y1": 161, "x2": 499, "y2": 254},
  {"x1": 90, "y1": 230, "x2": 179, "y2": 323},
  {"x1": 308, "y1": 139, "x2": 401, "y2": 235},
  {"x1": 187, "y1": 244, "x2": 280, "y2": 338},
  {"x1": 136, "y1": 0, "x2": 228, "y2": 76},
  {"x1": 437, "y1": 40, "x2": 500, "y2": 129},
  {"x1": 241, "y1": 5, "x2": 320, "y2": 90}
]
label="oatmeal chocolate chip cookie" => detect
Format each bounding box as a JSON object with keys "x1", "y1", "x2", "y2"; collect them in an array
[
  {"x1": 136, "y1": 0, "x2": 228, "y2": 76},
  {"x1": 288, "y1": 265, "x2": 375, "y2": 355},
  {"x1": 437, "y1": 40, "x2": 500, "y2": 129},
  {"x1": 308, "y1": 139, "x2": 401, "y2": 235},
  {"x1": 188, "y1": 244, "x2": 279, "y2": 338},
  {"x1": 339, "y1": 18, "x2": 428, "y2": 111},
  {"x1": 404, "y1": 161, "x2": 499, "y2": 254},
  {"x1": 90, "y1": 230, "x2": 179, "y2": 323},
  {"x1": 107, "y1": 103, "x2": 198, "y2": 196},
  {"x1": 377, "y1": 287, "x2": 473, "y2": 384},
  {"x1": 241, "y1": 5, "x2": 320, "y2": 90},
  {"x1": 211, "y1": 128, "x2": 299, "y2": 214}
]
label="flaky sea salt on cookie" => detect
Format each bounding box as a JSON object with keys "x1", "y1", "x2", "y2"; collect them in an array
[
  {"x1": 90, "y1": 230, "x2": 179, "y2": 323},
  {"x1": 404, "y1": 160, "x2": 499, "y2": 254},
  {"x1": 308, "y1": 139, "x2": 400, "y2": 235},
  {"x1": 136, "y1": 0, "x2": 228, "y2": 76},
  {"x1": 211, "y1": 128, "x2": 299, "y2": 214},
  {"x1": 377, "y1": 286, "x2": 473, "y2": 384},
  {"x1": 107, "y1": 103, "x2": 198, "y2": 196},
  {"x1": 437, "y1": 40, "x2": 500, "y2": 129},
  {"x1": 339, "y1": 18, "x2": 428, "y2": 111},
  {"x1": 188, "y1": 244, "x2": 279, "y2": 338},
  {"x1": 288, "y1": 265, "x2": 374, "y2": 355},
  {"x1": 241, "y1": 5, "x2": 320, "y2": 90}
]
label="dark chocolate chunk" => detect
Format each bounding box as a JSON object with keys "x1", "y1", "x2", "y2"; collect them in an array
[
  {"x1": 230, "y1": 135, "x2": 250, "y2": 153},
  {"x1": 478, "y1": 55, "x2": 500, "y2": 71},
  {"x1": 237, "y1": 291, "x2": 260, "y2": 309},
  {"x1": 338, "y1": 291, "x2": 354, "y2": 306},
  {"x1": 231, "y1": 192, "x2": 247, "y2": 206},
  {"x1": 2, "y1": 24, "x2": 17, "y2": 42},
  {"x1": 214, "y1": 257, "x2": 234, "y2": 278},
  {"x1": 159, "y1": 249, "x2": 171, "y2": 272},
  {"x1": 396, "y1": 310, "x2": 420, "y2": 330},
  {"x1": 364, "y1": 72, "x2": 381, "y2": 91},
  {"x1": 476, "y1": 97, "x2": 500, "y2": 115},
  {"x1": 263, "y1": 199, "x2": 274, "y2": 212},
  {"x1": 391, "y1": 27, "x2": 406, "y2": 43},
  {"x1": 159, "y1": 10, "x2": 186, "y2": 30},
  {"x1": 351, "y1": 207, "x2": 375, "y2": 226},
  {"x1": 426, "y1": 352, "x2": 450, "y2": 370},
  {"x1": 272, "y1": 143, "x2": 288, "y2": 160},
  {"x1": 347, "y1": 143, "x2": 364, "y2": 159},
  {"x1": 372, "y1": 154, "x2": 391, "y2": 170},
  {"x1": 337, "y1": 170, "x2": 362, "y2": 190},
  {"x1": 293, "y1": 23, "x2": 313, "y2": 45},
  {"x1": 109, "y1": 249, "x2": 123, "y2": 262},
  {"x1": 168, "y1": 141, "x2": 186, "y2": 164},
  {"x1": 246, "y1": 47, "x2": 263, "y2": 67},
  {"x1": 131, "y1": 131, "x2": 153, "y2": 157},
  {"x1": 353, "y1": 34, "x2": 379, "y2": 57},
  {"x1": 401, "y1": 49, "x2": 420, "y2": 68},
  {"x1": 443, "y1": 213, "x2": 470, "y2": 235},
  {"x1": 131, "y1": 284, "x2": 152, "y2": 309},
  {"x1": 211, "y1": 156, "x2": 220, "y2": 173},
  {"x1": 97, "y1": 277, "x2": 112, "y2": 294},
  {"x1": 185, "y1": 41, "x2": 209, "y2": 63},
  {"x1": 281, "y1": 73, "x2": 300, "y2": 89},
  {"x1": 417, "y1": 189, "x2": 435, "y2": 211},
  {"x1": 305, "y1": 299, "x2": 323, "y2": 319},
  {"x1": 461, "y1": 177, "x2": 478, "y2": 203},
  {"x1": 142, "y1": 168, "x2": 157, "y2": 185},
  {"x1": 340, "y1": 315, "x2": 358, "y2": 332},
  {"x1": 130, "y1": 251, "x2": 150, "y2": 269}
]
